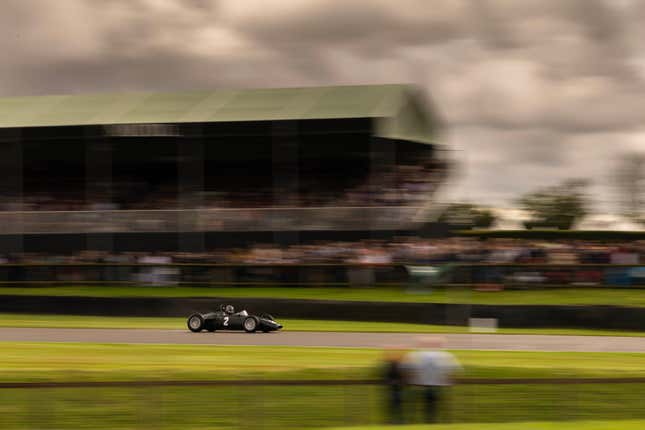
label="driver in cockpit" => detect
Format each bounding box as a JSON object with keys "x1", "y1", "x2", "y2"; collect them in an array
[{"x1": 222, "y1": 304, "x2": 248, "y2": 316}]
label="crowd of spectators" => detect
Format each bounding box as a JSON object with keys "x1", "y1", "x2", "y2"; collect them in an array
[
  {"x1": 338, "y1": 161, "x2": 446, "y2": 207},
  {"x1": 0, "y1": 160, "x2": 446, "y2": 211},
  {"x1": 3, "y1": 238, "x2": 645, "y2": 266}
]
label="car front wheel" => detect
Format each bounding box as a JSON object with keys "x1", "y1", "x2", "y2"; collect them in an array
[
  {"x1": 187, "y1": 314, "x2": 205, "y2": 332},
  {"x1": 243, "y1": 316, "x2": 259, "y2": 333}
]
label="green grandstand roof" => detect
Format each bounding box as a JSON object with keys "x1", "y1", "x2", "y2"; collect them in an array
[{"x1": 0, "y1": 84, "x2": 440, "y2": 144}]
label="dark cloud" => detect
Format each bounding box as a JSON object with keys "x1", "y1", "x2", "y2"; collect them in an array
[{"x1": 222, "y1": 1, "x2": 470, "y2": 48}]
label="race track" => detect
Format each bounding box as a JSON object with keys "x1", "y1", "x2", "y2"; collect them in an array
[{"x1": 1, "y1": 327, "x2": 644, "y2": 352}]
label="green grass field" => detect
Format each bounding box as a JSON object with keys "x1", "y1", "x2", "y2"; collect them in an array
[
  {"x1": 2, "y1": 285, "x2": 645, "y2": 306},
  {"x1": 2, "y1": 313, "x2": 645, "y2": 337}
]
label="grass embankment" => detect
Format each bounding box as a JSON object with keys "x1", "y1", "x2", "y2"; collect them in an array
[
  {"x1": 2, "y1": 285, "x2": 645, "y2": 306},
  {"x1": 1, "y1": 344, "x2": 643, "y2": 428},
  {"x1": 2, "y1": 313, "x2": 645, "y2": 337}
]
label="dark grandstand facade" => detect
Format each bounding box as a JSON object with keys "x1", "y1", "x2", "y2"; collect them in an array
[{"x1": 0, "y1": 84, "x2": 445, "y2": 254}]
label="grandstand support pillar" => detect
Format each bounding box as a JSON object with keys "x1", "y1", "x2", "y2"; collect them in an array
[
  {"x1": 178, "y1": 126, "x2": 205, "y2": 253},
  {"x1": 0, "y1": 130, "x2": 24, "y2": 256},
  {"x1": 271, "y1": 121, "x2": 300, "y2": 248},
  {"x1": 368, "y1": 136, "x2": 396, "y2": 239},
  {"x1": 85, "y1": 127, "x2": 114, "y2": 254}
]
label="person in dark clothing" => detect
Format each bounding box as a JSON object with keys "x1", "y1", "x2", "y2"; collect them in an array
[{"x1": 383, "y1": 346, "x2": 407, "y2": 424}]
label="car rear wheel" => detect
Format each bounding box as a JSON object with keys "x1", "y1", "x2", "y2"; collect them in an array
[
  {"x1": 187, "y1": 314, "x2": 204, "y2": 332},
  {"x1": 243, "y1": 316, "x2": 258, "y2": 333}
]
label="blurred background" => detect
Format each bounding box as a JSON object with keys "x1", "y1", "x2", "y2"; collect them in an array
[{"x1": 0, "y1": 1, "x2": 645, "y2": 429}]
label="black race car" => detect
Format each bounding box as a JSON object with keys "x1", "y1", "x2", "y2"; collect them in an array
[{"x1": 187, "y1": 305, "x2": 283, "y2": 333}]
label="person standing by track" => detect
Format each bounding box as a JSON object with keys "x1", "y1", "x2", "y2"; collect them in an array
[
  {"x1": 404, "y1": 337, "x2": 461, "y2": 423},
  {"x1": 382, "y1": 346, "x2": 407, "y2": 424}
]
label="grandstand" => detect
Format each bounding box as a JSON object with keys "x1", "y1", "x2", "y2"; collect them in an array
[{"x1": 0, "y1": 84, "x2": 445, "y2": 253}]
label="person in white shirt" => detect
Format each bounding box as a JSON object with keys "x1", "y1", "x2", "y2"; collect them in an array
[{"x1": 404, "y1": 337, "x2": 461, "y2": 423}]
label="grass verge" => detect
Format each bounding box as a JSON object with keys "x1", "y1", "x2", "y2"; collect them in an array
[
  {"x1": 1, "y1": 343, "x2": 644, "y2": 382},
  {"x1": 1, "y1": 285, "x2": 645, "y2": 306}
]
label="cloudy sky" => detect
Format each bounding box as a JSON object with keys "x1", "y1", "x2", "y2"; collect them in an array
[{"x1": 2, "y1": 0, "x2": 645, "y2": 212}]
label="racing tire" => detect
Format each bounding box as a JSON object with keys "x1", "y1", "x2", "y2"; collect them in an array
[
  {"x1": 243, "y1": 316, "x2": 259, "y2": 333},
  {"x1": 187, "y1": 314, "x2": 205, "y2": 332}
]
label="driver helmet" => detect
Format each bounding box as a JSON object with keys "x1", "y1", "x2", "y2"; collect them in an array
[{"x1": 225, "y1": 305, "x2": 235, "y2": 314}]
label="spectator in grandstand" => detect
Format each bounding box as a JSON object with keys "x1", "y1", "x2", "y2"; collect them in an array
[
  {"x1": 3, "y1": 237, "x2": 645, "y2": 271},
  {"x1": 352, "y1": 241, "x2": 393, "y2": 265},
  {"x1": 0, "y1": 155, "x2": 447, "y2": 211},
  {"x1": 485, "y1": 239, "x2": 525, "y2": 263},
  {"x1": 137, "y1": 252, "x2": 174, "y2": 285},
  {"x1": 611, "y1": 246, "x2": 640, "y2": 264},
  {"x1": 102, "y1": 252, "x2": 134, "y2": 283}
]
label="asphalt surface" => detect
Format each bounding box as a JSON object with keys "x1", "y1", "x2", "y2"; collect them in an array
[{"x1": 1, "y1": 327, "x2": 645, "y2": 352}]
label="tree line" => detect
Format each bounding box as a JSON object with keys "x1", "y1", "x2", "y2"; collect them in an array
[{"x1": 439, "y1": 153, "x2": 645, "y2": 230}]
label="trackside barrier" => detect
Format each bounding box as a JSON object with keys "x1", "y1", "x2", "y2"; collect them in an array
[
  {"x1": 4, "y1": 295, "x2": 645, "y2": 329},
  {"x1": 0, "y1": 262, "x2": 644, "y2": 287}
]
